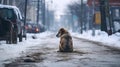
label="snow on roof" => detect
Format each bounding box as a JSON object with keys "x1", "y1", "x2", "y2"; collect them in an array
[
  {"x1": 0, "y1": 4, "x2": 17, "y2": 9},
  {"x1": 0, "y1": 4, "x2": 22, "y2": 19}
]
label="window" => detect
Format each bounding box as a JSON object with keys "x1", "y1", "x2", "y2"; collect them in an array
[
  {"x1": 115, "y1": 9, "x2": 120, "y2": 17},
  {"x1": 0, "y1": 8, "x2": 15, "y2": 19}
]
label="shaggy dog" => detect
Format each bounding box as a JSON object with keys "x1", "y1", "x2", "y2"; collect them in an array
[{"x1": 56, "y1": 28, "x2": 73, "y2": 52}]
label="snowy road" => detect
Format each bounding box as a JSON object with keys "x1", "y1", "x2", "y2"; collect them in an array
[{"x1": 2, "y1": 33, "x2": 120, "y2": 67}]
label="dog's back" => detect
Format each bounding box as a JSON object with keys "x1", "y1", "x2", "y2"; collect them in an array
[
  {"x1": 60, "y1": 33, "x2": 73, "y2": 52},
  {"x1": 64, "y1": 34, "x2": 72, "y2": 51}
]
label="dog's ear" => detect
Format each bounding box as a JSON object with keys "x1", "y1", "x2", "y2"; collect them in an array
[
  {"x1": 60, "y1": 28, "x2": 65, "y2": 34},
  {"x1": 56, "y1": 28, "x2": 64, "y2": 37},
  {"x1": 56, "y1": 28, "x2": 67, "y2": 37}
]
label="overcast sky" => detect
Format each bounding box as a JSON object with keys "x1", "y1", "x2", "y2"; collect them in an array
[
  {"x1": 46, "y1": 0, "x2": 87, "y2": 15},
  {"x1": 52, "y1": 0, "x2": 75, "y2": 10},
  {"x1": 46, "y1": 0, "x2": 78, "y2": 14}
]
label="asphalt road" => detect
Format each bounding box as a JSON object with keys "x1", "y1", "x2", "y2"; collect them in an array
[{"x1": 4, "y1": 34, "x2": 120, "y2": 67}]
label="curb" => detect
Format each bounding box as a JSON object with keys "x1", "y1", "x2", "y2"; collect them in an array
[{"x1": 73, "y1": 36, "x2": 120, "y2": 51}]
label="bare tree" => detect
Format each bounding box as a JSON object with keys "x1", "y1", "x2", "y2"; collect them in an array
[{"x1": 67, "y1": 2, "x2": 87, "y2": 33}]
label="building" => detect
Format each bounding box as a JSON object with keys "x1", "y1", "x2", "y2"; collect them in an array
[
  {"x1": 87, "y1": 0, "x2": 120, "y2": 33},
  {"x1": 87, "y1": 0, "x2": 120, "y2": 6}
]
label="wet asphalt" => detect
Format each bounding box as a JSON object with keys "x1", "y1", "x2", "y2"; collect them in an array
[{"x1": 4, "y1": 34, "x2": 120, "y2": 67}]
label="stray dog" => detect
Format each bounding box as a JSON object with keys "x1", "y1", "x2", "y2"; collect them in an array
[{"x1": 56, "y1": 28, "x2": 73, "y2": 52}]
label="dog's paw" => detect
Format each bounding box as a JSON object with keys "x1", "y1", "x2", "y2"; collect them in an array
[{"x1": 57, "y1": 50, "x2": 60, "y2": 52}]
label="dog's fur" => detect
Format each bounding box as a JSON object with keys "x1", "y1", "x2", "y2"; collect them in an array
[{"x1": 56, "y1": 28, "x2": 73, "y2": 52}]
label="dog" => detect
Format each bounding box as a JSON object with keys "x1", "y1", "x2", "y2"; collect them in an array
[{"x1": 56, "y1": 28, "x2": 73, "y2": 52}]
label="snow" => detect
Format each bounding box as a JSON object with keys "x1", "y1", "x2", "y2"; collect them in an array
[
  {"x1": 0, "y1": 30, "x2": 120, "y2": 66},
  {"x1": 0, "y1": 31, "x2": 54, "y2": 66},
  {"x1": 71, "y1": 30, "x2": 120, "y2": 50}
]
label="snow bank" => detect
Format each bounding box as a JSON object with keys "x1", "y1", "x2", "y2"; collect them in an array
[
  {"x1": 0, "y1": 31, "x2": 54, "y2": 66},
  {"x1": 71, "y1": 30, "x2": 120, "y2": 50}
]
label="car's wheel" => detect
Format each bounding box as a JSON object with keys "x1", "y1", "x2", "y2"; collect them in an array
[
  {"x1": 23, "y1": 34, "x2": 27, "y2": 40},
  {"x1": 6, "y1": 20, "x2": 13, "y2": 44},
  {"x1": 12, "y1": 31, "x2": 17, "y2": 44},
  {"x1": 19, "y1": 32, "x2": 22, "y2": 42},
  {"x1": 6, "y1": 29, "x2": 13, "y2": 44}
]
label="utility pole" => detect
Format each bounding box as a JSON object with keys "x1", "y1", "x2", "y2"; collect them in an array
[
  {"x1": 24, "y1": 0, "x2": 28, "y2": 39},
  {"x1": 42, "y1": 0, "x2": 46, "y2": 30},
  {"x1": 71, "y1": 10, "x2": 74, "y2": 32},
  {"x1": 80, "y1": 0, "x2": 83, "y2": 34},
  {"x1": 24, "y1": 0, "x2": 28, "y2": 26},
  {"x1": 105, "y1": 0, "x2": 113, "y2": 35},
  {"x1": 92, "y1": 0, "x2": 95, "y2": 36},
  {"x1": 99, "y1": 0, "x2": 107, "y2": 33},
  {"x1": 87, "y1": 6, "x2": 90, "y2": 31},
  {"x1": 37, "y1": 0, "x2": 40, "y2": 26},
  {"x1": 46, "y1": 3, "x2": 49, "y2": 30}
]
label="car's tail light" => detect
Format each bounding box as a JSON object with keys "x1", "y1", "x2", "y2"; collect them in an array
[
  {"x1": 25, "y1": 26, "x2": 28, "y2": 29},
  {"x1": 35, "y1": 28, "x2": 39, "y2": 32}
]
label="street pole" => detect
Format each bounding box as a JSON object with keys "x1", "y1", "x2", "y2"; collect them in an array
[
  {"x1": 42, "y1": 0, "x2": 46, "y2": 30},
  {"x1": 37, "y1": 0, "x2": 40, "y2": 26},
  {"x1": 92, "y1": 0, "x2": 95, "y2": 36},
  {"x1": 87, "y1": 6, "x2": 90, "y2": 31},
  {"x1": 71, "y1": 10, "x2": 74, "y2": 32},
  {"x1": 46, "y1": 3, "x2": 50, "y2": 30},
  {"x1": 99, "y1": 0, "x2": 107, "y2": 33},
  {"x1": 80, "y1": 0, "x2": 83, "y2": 34},
  {"x1": 24, "y1": 0, "x2": 27, "y2": 26},
  {"x1": 24, "y1": 0, "x2": 28, "y2": 39},
  {"x1": 105, "y1": 0, "x2": 113, "y2": 35}
]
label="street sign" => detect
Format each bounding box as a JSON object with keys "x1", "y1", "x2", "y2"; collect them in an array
[{"x1": 95, "y1": 12, "x2": 101, "y2": 24}]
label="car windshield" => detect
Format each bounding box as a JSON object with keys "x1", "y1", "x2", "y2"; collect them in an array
[
  {"x1": 32, "y1": 24, "x2": 37, "y2": 27},
  {"x1": 0, "y1": 8, "x2": 15, "y2": 19}
]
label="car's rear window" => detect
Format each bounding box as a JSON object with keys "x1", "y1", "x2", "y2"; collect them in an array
[{"x1": 0, "y1": 8, "x2": 15, "y2": 19}]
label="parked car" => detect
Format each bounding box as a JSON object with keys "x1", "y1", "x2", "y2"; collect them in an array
[
  {"x1": 25, "y1": 23, "x2": 45, "y2": 33},
  {"x1": 38, "y1": 23, "x2": 46, "y2": 32},
  {"x1": 25, "y1": 23, "x2": 40, "y2": 33},
  {"x1": 0, "y1": 4, "x2": 26, "y2": 44}
]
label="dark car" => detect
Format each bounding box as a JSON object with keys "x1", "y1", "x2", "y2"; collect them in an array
[
  {"x1": 0, "y1": 4, "x2": 26, "y2": 44},
  {"x1": 25, "y1": 23, "x2": 40, "y2": 33},
  {"x1": 25, "y1": 23, "x2": 45, "y2": 33},
  {"x1": 38, "y1": 23, "x2": 46, "y2": 32}
]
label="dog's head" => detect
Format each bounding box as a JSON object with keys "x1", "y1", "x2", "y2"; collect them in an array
[{"x1": 56, "y1": 28, "x2": 68, "y2": 37}]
